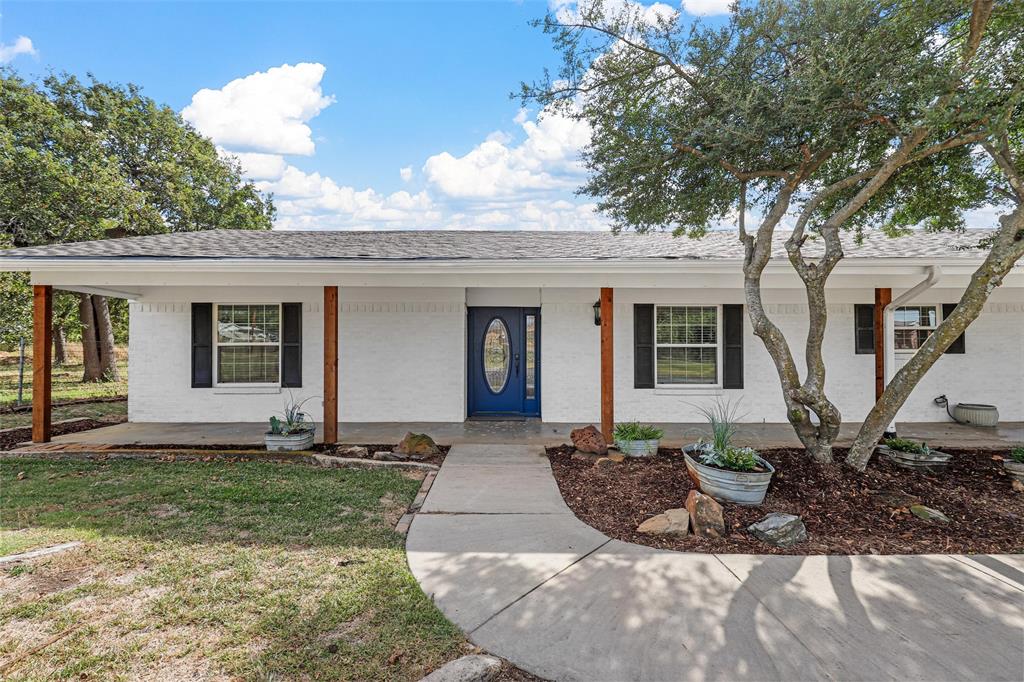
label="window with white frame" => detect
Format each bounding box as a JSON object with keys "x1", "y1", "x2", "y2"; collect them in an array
[
  {"x1": 655, "y1": 305, "x2": 720, "y2": 385},
  {"x1": 894, "y1": 305, "x2": 937, "y2": 351},
  {"x1": 215, "y1": 304, "x2": 281, "y2": 384}
]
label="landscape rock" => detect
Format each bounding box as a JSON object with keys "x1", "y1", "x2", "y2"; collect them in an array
[
  {"x1": 571, "y1": 450, "x2": 600, "y2": 463},
  {"x1": 396, "y1": 432, "x2": 440, "y2": 458},
  {"x1": 747, "y1": 512, "x2": 808, "y2": 548},
  {"x1": 685, "y1": 490, "x2": 725, "y2": 538},
  {"x1": 420, "y1": 654, "x2": 502, "y2": 682},
  {"x1": 910, "y1": 504, "x2": 951, "y2": 523},
  {"x1": 336, "y1": 445, "x2": 369, "y2": 459},
  {"x1": 869, "y1": 489, "x2": 920, "y2": 509},
  {"x1": 1013, "y1": 480, "x2": 1024, "y2": 493},
  {"x1": 637, "y1": 508, "x2": 690, "y2": 535},
  {"x1": 570, "y1": 425, "x2": 608, "y2": 455},
  {"x1": 594, "y1": 457, "x2": 617, "y2": 469},
  {"x1": 373, "y1": 451, "x2": 407, "y2": 462},
  {"x1": 606, "y1": 452, "x2": 625, "y2": 463}
]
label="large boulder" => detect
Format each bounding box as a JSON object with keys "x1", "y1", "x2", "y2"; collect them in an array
[
  {"x1": 637, "y1": 508, "x2": 690, "y2": 536},
  {"x1": 747, "y1": 513, "x2": 808, "y2": 548},
  {"x1": 571, "y1": 425, "x2": 608, "y2": 455},
  {"x1": 685, "y1": 490, "x2": 725, "y2": 538},
  {"x1": 396, "y1": 432, "x2": 441, "y2": 459}
]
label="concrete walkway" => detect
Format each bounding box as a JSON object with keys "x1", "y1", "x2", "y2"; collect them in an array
[{"x1": 407, "y1": 444, "x2": 1024, "y2": 682}]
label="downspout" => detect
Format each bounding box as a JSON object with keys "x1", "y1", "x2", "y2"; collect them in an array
[{"x1": 883, "y1": 265, "x2": 942, "y2": 433}]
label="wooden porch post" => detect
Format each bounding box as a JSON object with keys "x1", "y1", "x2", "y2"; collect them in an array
[
  {"x1": 32, "y1": 285, "x2": 53, "y2": 443},
  {"x1": 323, "y1": 286, "x2": 338, "y2": 444},
  {"x1": 874, "y1": 287, "x2": 892, "y2": 401},
  {"x1": 600, "y1": 287, "x2": 614, "y2": 442}
]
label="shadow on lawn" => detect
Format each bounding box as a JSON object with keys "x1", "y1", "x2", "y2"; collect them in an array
[
  {"x1": 408, "y1": 531, "x2": 1024, "y2": 681},
  {"x1": 0, "y1": 457, "x2": 418, "y2": 551}
]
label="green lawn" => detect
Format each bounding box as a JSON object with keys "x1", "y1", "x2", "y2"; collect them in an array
[
  {"x1": 0, "y1": 458, "x2": 464, "y2": 680},
  {"x1": 0, "y1": 348, "x2": 129, "y2": 408}
]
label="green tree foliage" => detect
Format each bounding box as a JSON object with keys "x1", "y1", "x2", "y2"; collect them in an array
[
  {"x1": 527, "y1": 0, "x2": 1022, "y2": 465},
  {"x1": 0, "y1": 70, "x2": 274, "y2": 360}
]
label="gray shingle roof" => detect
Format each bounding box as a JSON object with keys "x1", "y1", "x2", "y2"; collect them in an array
[{"x1": 0, "y1": 229, "x2": 996, "y2": 262}]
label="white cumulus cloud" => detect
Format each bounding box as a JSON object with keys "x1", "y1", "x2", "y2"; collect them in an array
[
  {"x1": 0, "y1": 36, "x2": 36, "y2": 63},
  {"x1": 223, "y1": 150, "x2": 289, "y2": 181},
  {"x1": 681, "y1": 0, "x2": 732, "y2": 16},
  {"x1": 182, "y1": 63, "x2": 334, "y2": 156},
  {"x1": 400, "y1": 166, "x2": 413, "y2": 182}
]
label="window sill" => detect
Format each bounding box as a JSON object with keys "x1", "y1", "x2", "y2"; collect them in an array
[
  {"x1": 213, "y1": 386, "x2": 282, "y2": 395},
  {"x1": 653, "y1": 387, "x2": 724, "y2": 396}
]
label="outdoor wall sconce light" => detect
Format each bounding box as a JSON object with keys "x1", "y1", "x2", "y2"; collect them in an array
[{"x1": 593, "y1": 300, "x2": 601, "y2": 326}]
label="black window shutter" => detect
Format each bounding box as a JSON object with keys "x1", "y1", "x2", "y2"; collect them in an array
[
  {"x1": 854, "y1": 304, "x2": 876, "y2": 354},
  {"x1": 281, "y1": 303, "x2": 303, "y2": 387},
  {"x1": 633, "y1": 304, "x2": 654, "y2": 388},
  {"x1": 722, "y1": 304, "x2": 744, "y2": 389},
  {"x1": 191, "y1": 303, "x2": 213, "y2": 388},
  {"x1": 942, "y1": 303, "x2": 966, "y2": 354}
]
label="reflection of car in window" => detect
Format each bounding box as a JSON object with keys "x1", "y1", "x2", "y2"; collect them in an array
[{"x1": 218, "y1": 323, "x2": 269, "y2": 342}]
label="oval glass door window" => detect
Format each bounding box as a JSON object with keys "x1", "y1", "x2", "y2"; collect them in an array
[{"x1": 483, "y1": 318, "x2": 511, "y2": 393}]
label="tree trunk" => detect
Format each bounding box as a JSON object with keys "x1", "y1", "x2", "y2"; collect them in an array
[
  {"x1": 79, "y1": 293, "x2": 103, "y2": 382},
  {"x1": 846, "y1": 203, "x2": 1024, "y2": 470},
  {"x1": 92, "y1": 295, "x2": 121, "y2": 382},
  {"x1": 53, "y1": 324, "x2": 67, "y2": 366}
]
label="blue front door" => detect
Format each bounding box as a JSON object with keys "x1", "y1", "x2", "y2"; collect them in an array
[{"x1": 468, "y1": 307, "x2": 540, "y2": 417}]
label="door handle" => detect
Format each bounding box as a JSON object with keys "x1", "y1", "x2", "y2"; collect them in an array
[{"x1": 515, "y1": 353, "x2": 520, "y2": 377}]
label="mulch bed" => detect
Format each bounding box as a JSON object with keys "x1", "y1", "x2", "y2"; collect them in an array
[
  {"x1": 547, "y1": 445, "x2": 1024, "y2": 555},
  {"x1": 0, "y1": 419, "x2": 113, "y2": 451}
]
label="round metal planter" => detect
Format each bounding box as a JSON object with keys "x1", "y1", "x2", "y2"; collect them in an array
[
  {"x1": 682, "y1": 448, "x2": 775, "y2": 506},
  {"x1": 876, "y1": 445, "x2": 952, "y2": 474},
  {"x1": 616, "y1": 439, "x2": 660, "y2": 457},
  {"x1": 952, "y1": 403, "x2": 999, "y2": 427},
  {"x1": 265, "y1": 430, "x2": 315, "y2": 452}
]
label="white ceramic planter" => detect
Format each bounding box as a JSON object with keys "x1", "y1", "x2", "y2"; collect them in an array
[
  {"x1": 265, "y1": 430, "x2": 315, "y2": 452},
  {"x1": 683, "y1": 446, "x2": 775, "y2": 506},
  {"x1": 615, "y1": 439, "x2": 660, "y2": 457}
]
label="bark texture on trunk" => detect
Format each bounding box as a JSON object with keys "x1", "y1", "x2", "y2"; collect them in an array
[
  {"x1": 92, "y1": 295, "x2": 121, "y2": 381},
  {"x1": 846, "y1": 203, "x2": 1024, "y2": 470},
  {"x1": 79, "y1": 293, "x2": 103, "y2": 382},
  {"x1": 53, "y1": 325, "x2": 67, "y2": 366}
]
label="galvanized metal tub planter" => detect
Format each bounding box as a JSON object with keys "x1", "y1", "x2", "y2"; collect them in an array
[
  {"x1": 682, "y1": 446, "x2": 775, "y2": 506},
  {"x1": 615, "y1": 439, "x2": 661, "y2": 457},
  {"x1": 952, "y1": 403, "x2": 999, "y2": 427},
  {"x1": 265, "y1": 429, "x2": 315, "y2": 452},
  {"x1": 876, "y1": 445, "x2": 952, "y2": 474},
  {"x1": 1004, "y1": 460, "x2": 1024, "y2": 484}
]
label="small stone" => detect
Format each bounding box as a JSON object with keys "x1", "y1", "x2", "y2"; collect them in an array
[
  {"x1": 336, "y1": 445, "x2": 369, "y2": 458},
  {"x1": 1011, "y1": 480, "x2": 1024, "y2": 493},
  {"x1": 570, "y1": 424, "x2": 608, "y2": 455},
  {"x1": 686, "y1": 490, "x2": 725, "y2": 538},
  {"x1": 594, "y1": 457, "x2": 617, "y2": 469},
  {"x1": 869, "y1": 489, "x2": 919, "y2": 509},
  {"x1": 16, "y1": 471, "x2": 25, "y2": 480},
  {"x1": 420, "y1": 654, "x2": 502, "y2": 682},
  {"x1": 373, "y1": 451, "x2": 407, "y2": 462},
  {"x1": 910, "y1": 504, "x2": 951, "y2": 523},
  {"x1": 396, "y1": 432, "x2": 441, "y2": 457},
  {"x1": 637, "y1": 508, "x2": 690, "y2": 535},
  {"x1": 571, "y1": 450, "x2": 600, "y2": 463},
  {"x1": 606, "y1": 452, "x2": 625, "y2": 463},
  {"x1": 747, "y1": 513, "x2": 808, "y2": 548}
]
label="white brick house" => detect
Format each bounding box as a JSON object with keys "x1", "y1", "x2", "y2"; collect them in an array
[{"x1": 2, "y1": 230, "x2": 1021, "y2": 441}]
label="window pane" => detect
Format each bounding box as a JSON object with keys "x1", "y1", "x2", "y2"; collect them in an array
[
  {"x1": 217, "y1": 345, "x2": 280, "y2": 384},
  {"x1": 656, "y1": 346, "x2": 718, "y2": 385},
  {"x1": 218, "y1": 305, "x2": 280, "y2": 344},
  {"x1": 483, "y1": 318, "x2": 510, "y2": 393},
  {"x1": 895, "y1": 306, "x2": 936, "y2": 329},
  {"x1": 525, "y1": 315, "x2": 536, "y2": 400}
]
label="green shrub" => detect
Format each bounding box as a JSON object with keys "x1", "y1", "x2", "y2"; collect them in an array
[
  {"x1": 883, "y1": 437, "x2": 930, "y2": 455},
  {"x1": 1010, "y1": 446, "x2": 1024, "y2": 464},
  {"x1": 695, "y1": 443, "x2": 760, "y2": 472},
  {"x1": 613, "y1": 421, "x2": 664, "y2": 441}
]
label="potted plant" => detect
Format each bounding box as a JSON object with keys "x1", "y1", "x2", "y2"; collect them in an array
[
  {"x1": 613, "y1": 421, "x2": 664, "y2": 457},
  {"x1": 265, "y1": 393, "x2": 317, "y2": 452},
  {"x1": 683, "y1": 400, "x2": 774, "y2": 506},
  {"x1": 876, "y1": 437, "x2": 952, "y2": 474},
  {"x1": 1004, "y1": 446, "x2": 1024, "y2": 484}
]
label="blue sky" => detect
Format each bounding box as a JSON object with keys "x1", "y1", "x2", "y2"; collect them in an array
[{"x1": 0, "y1": 1, "x2": 726, "y2": 230}]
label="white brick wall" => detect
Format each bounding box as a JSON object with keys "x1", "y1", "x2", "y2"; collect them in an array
[{"x1": 128, "y1": 284, "x2": 1022, "y2": 425}]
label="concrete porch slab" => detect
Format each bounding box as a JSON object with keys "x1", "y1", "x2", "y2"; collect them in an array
[{"x1": 47, "y1": 420, "x2": 1024, "y2": 449}]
